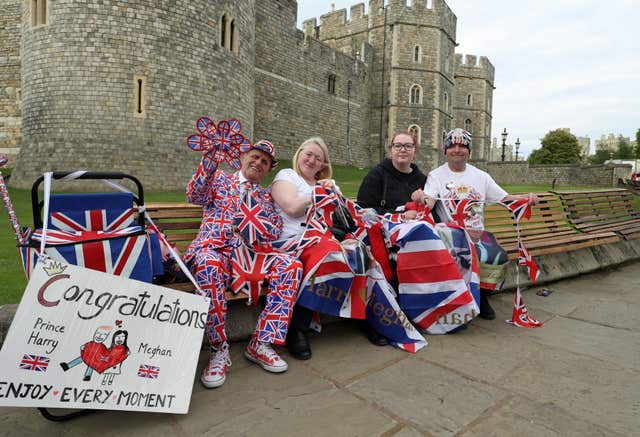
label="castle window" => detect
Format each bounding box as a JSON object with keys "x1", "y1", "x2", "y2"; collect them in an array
[
  {"x1": 220, "y1": 15, "x2": 227, "y2": 48},
  {"x1": 408, "y1": 125, "x2": 421, "y2": 145},
  {"x1": 443, "y1": 92, "x2": 449, "y2": 111},
  {"x1": 409, "y1": 84, "x2": 422, "y2": 105},
  {"x1": 464, "y1": 119, "x2": 472, "y2": 133},
  {"x1": 229, "y1": 19, "x2": 236, "y2": 51},
  {"x1": 30, "y1": 0, "x2": 48, "y2": 27},
  {"x1": 426, "y1": 0, "x2": 433, "y2": 9},
  {"x1": 413, "y1": 45, "x2": 421, "y2": 63},
  {"x1": 467, "y1": 94, "x2": 473, "y2": 106},
  {"x1": 133, "y1": 75, "x2": 147, "y2": 118},
  {"x1": 328, "y1": 74, "x2": 336, "y2": 94}
]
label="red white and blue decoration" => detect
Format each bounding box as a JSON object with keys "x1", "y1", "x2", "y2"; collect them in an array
[{"x1": 187, "y1": 117, "x2": 251, "y2": 170}]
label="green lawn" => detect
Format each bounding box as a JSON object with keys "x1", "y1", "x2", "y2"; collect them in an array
[{"x1": 0, "y1": 166, "x2": 636, "y2": 305}]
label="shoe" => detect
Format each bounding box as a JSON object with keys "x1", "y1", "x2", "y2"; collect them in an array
[
  {"x1": 364, "y1": 323, "x2": 389, "y2": 346},
  {"x1": 60, "y1": 362, "x2": 69, "y2": 371},
  {"x1": 286, "y1": 329, "x2": 311, "y2": 360},
  {"x1": 245, "y1": 339, "x2": 288, "y2": 373},
  {"x1": 479, "y1": 291, "x2": 496, "y2": 320},
  {"x1": 201, "y1": 343, "x2": 231, "y2": 389}
]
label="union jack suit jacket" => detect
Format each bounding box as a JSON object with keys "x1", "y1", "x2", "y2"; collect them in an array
[{"x1": 184, "y1": 155, "x2": 283, "y2": 263}]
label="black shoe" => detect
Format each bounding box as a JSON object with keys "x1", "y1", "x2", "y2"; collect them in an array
[
  {"x1": 479, "y1": 292, "x2": 496, "y2": 320},
  {"x1": 363, "y1": 323, "x2": 389, "y2": 346},
  {"x1": 60, "y1": 362, "x2": 69, "y2": 371},
  {"x1": 286, "y1": 329, "x2": 311, "y2": 360}
]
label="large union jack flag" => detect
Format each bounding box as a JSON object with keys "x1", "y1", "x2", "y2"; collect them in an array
[
  {"x1": 19, "y1": 354, "x2": 50, "y2": 372},
  {"x1": 137, "y1": 364, "x2": 160, "y2": 379}
]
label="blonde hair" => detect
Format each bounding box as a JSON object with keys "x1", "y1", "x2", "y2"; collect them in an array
[{"x1": 293, "y1": 137, "x2": 333, "y2": 180}]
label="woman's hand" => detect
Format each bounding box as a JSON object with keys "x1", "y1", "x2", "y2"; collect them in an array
[
  {"x1": 317, "y1": 178, "x2": 338, "y2": 192},
  {"x1": 410, "y1": 189, "x2": 426, "y2": 205}
]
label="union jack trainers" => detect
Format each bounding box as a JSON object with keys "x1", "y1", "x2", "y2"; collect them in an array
[
  {"x1": 244, "y1": 339, "x2": 288, "y2": 373},
  {"x1": 201, "y1": 343, "x2": 231, "y2": 389}
]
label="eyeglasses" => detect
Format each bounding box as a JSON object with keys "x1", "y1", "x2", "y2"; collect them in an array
[
  {"x1": 302, "y1": 150, "x2": 325, "y2": 163},
  {"x1": 391, "y1": 143, "x2": 415, "y2": 150}
]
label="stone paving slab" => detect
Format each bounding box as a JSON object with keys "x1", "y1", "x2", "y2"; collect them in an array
[{"x1": 1, "y1": 262, "x2": 639, "y2": 436}]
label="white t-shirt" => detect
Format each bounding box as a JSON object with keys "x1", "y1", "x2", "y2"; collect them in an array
[
  {"x1": 424, "y1": 163, "x2": 507, "y2": 230},
  {"x1": 273, "y1": 168, "x2": 314, "y2": 238}
]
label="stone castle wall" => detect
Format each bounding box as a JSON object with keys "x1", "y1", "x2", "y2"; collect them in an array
[
  {"x1": 473, "y1": 161, "x2": 632, "y2": 187},
  {"x1": 0, "y1": 0, "x2": 22, "y2": 150},
  {"x1": 254, "y1": 0, "x2": 373, "y2": 166},
  {"x1": 11, "y1": 0, "x2": 256, "y2": 189}
]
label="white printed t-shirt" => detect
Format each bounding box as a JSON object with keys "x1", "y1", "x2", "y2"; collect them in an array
[{"x1": 424, "y1": 163, "x2": 507, "y2": 230}]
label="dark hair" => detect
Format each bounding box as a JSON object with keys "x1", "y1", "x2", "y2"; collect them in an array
[
  {"x1": 389, "y1": 130, "x2": 419, "y2": 151},
  {"x1": 111, "y1": 329, "x2": 129, "y2": 349}
]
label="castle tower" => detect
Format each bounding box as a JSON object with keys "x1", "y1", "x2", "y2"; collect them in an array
[
  {"x1": 453, "y1": 54, "x2": 495, "y2": 160},
  {"x1": 11, "y1": 0, "x2": 256, "y2": 189},
  {"x1": 312, "y1": 0, "x2": 459, "y2": 170}
]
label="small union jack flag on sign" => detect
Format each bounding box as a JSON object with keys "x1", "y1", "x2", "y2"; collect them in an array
[
  {"x1": 19, "y1": 354, "x2": 49, "y2": 372},
  {"x1": 137, "y1": 364, "x2": 160, "y2": 379}
]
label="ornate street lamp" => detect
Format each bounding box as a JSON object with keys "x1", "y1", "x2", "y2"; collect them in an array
[
  {"x1": 515, "y1": 137, "x2": 520, "y2": 161},
  {"x1": 501, "y1": 128, "x2": 508, "y2": 162}
]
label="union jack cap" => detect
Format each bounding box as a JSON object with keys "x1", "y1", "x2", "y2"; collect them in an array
[
  {"x1": 444, "y1": 128, "x2": 472, "y2": 153},
  {"x1": 242, "y1": 139, "x2": 278, "y2": 169}
]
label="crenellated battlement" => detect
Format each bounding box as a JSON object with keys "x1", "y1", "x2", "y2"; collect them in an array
[{"x1": 454, "y1": 54, "x2": 495, "y2": 82}]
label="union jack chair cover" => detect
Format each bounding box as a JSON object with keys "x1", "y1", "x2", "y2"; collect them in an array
[{"x1": 19, "y1": 172, "x2": 163, "y2": 283}]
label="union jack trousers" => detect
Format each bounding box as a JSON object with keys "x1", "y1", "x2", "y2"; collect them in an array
[{"x1": 191, "y1": 246, "x2": 302, "y2": 348}]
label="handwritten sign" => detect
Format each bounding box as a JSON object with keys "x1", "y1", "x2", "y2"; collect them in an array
[{"x1": 0, "y1": 260, "x2": 208, "y2": 414}]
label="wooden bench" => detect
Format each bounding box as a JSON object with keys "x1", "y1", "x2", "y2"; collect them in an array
[
  {"x1": 145, "y1": 202, "x2": 266, "y2": 299},
  {"x1": 483, "y1": 192, "x2": 620, "y2": 260},
  {"x1": 553, "y1": 188, "x2": 640, "y2": 240}
]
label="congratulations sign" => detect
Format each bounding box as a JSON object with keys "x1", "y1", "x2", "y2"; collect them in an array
[{"x1": 0, "y1": 260, "x2": 208, "y2": 414}]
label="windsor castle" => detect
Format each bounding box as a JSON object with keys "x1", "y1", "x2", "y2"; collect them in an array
[{"x1": 1, "y1": 0, "x2": 494, "y2": 189}]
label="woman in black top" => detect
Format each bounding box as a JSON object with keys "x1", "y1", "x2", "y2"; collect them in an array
[{"x1": 357, "y1": 131, "x2": 427, "y2": 215}]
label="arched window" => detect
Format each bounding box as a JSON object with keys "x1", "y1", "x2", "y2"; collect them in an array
[
  {"x1": 408, "y1": 125, "x2": 421, "y2": 144},
  {"x1": 409, "y1": 84, "x2": 422, "y2": 105},
  {"x1": 413, "y1": 45, "x2": 421, "y2": 63},
  {"x1": 220, "y1": 14, "x2": 227, "y2": 48},
  {"x1": 467, "y1": 94, "x2": 473, "y2": 106},
  {"x1": 229, "y1": 19, "x2": 236, "y2": 51},
  {"x1": 464, "y1": 119, "x2": 472, "y2": 133},
  {"x1": 327, "y1": 74, "x2": 336, "y2": 94},
  {"x1": 30, "y1": 0, "x2": 48, "y2": 27}
]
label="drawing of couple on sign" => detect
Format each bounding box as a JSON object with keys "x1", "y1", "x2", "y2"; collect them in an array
[{"x1": 60, "y1": 320, "x2": 130, "y2": 385}]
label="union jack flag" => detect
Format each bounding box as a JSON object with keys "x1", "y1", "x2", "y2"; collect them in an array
[
  {"x1": 230, "y1": 244, "x2": 269, "y2": 303},
  {"x1": 31, "y1": 226, "x2": 143, "y2": 245},
  {"x1": 19, "y1": 354, "x2": 49, "y2": 372},
  {"x1": 306, "y1": 186, "x2": 339, "y2": 230},
  {"x1": 501, "y1": 198, "x2": 532, "y2": 223},
  {"x1": 137, "y1": 364, "x2": 160, "y2": 379},
  {"x1": 508, "y1": 289, "x2": 543, "y2": 328},
  {"x1": 446, "y1": 198, "x2": 482, "y2": 228},
  {"x1": 187, "y1": 117, "x2": 250, "y2": 170},
  {"x1": 518, "y1": 240, "x2": 540, "y2": 283},
  {"x1": 50, "y1": 208, "x2": 134, "y2": 233},
  {"x1": 234, "y1": 189, "x2": 279, "y2": 245}
]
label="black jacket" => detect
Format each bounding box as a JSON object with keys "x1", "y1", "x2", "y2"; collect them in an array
[{"x1": 357, "y1": 159, "x2": 427, "y2": 214}]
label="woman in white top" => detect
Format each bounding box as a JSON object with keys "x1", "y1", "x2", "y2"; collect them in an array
[{"x1": 271, "y1": 137, "x2": 392, "y2": 359}]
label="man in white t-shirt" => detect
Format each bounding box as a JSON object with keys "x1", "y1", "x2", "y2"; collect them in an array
[{"x1": 416, "y1": 128, "x2": 538, "y2": 319}]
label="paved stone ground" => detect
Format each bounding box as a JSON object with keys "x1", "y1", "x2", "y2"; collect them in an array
[{"x1": 1, "y1": 262, "x2": 639, "y2": 436}]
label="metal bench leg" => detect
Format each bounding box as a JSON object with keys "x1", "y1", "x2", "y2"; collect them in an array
[{"x1": 37, "y1": 407, "x2": 97, "y2": 422}]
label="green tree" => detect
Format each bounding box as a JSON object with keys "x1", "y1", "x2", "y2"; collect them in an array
[
  {"x1": 590, "y1": 149, "x2": 611, "y2": 164},
  {"x1": 635, "y1": 128, "x2": 640, "y2": 159},
  {"x1": 528, "y1": 129, "x2": 581, "y2": 164},
  {"x1": 614, "y1": 136, "x2": 634, "y2": 159}
]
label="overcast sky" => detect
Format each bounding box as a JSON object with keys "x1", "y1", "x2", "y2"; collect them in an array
[{"x1": 296, "y1": 0, "x2": 640, "y2": 156}]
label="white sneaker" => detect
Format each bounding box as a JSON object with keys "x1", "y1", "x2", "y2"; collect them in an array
[
  {"x1": 201, "y1": 343, "x2": 231, "y2": 388},
  {"x1": 244, "y1": 339, "x2": 288, "y2": 373}
]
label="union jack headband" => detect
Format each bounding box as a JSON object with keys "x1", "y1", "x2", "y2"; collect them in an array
[
  {"x1": 241, "y1": 139, "x2": 278, "y2": 169},
  {"x1": 444, "y1": 128, "x2": 472, "y2": 154}
]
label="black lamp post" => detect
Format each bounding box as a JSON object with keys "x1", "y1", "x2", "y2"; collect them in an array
[
  {"x1": 500, "y1": 128, "x2": 508, "y2": 162},
  {"x1": 515, "y1": 137, "x2": 520, "y2": 162}
]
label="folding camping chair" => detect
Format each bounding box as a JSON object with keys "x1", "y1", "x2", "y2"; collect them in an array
[{"x1": 19, "y1": 171, "x2": 163, "y2": 421}]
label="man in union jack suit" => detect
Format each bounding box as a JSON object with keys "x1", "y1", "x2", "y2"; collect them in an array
[{"x1": 184, "y1": 138, "x2": 303, "y2": 389}]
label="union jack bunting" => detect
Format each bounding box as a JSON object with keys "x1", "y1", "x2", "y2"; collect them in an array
[
  {"x1": 234, "y1": 189, "x2": 279, "y2": 245},
  {"x1": 386, "y1": 219, "x2": 479, "y2": 334},
  {"x1": 19, "y1": 354, "x2": 49, "y2": 372},
  {"x1": 518, "y1": 240, "x2": 540, "y2": 284},
  {"x1": 187, "y1": 117, "x2": 250, "y2": 170},
  {"x1": 501, "y1": 198, "x2": 532, "y2": 223},
  {"x1": 306, "y1": 186, "x2": 339, "y2": 230},
  {"x1": 137, "y1": 364, "x2": 160, "y2": 379}
]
